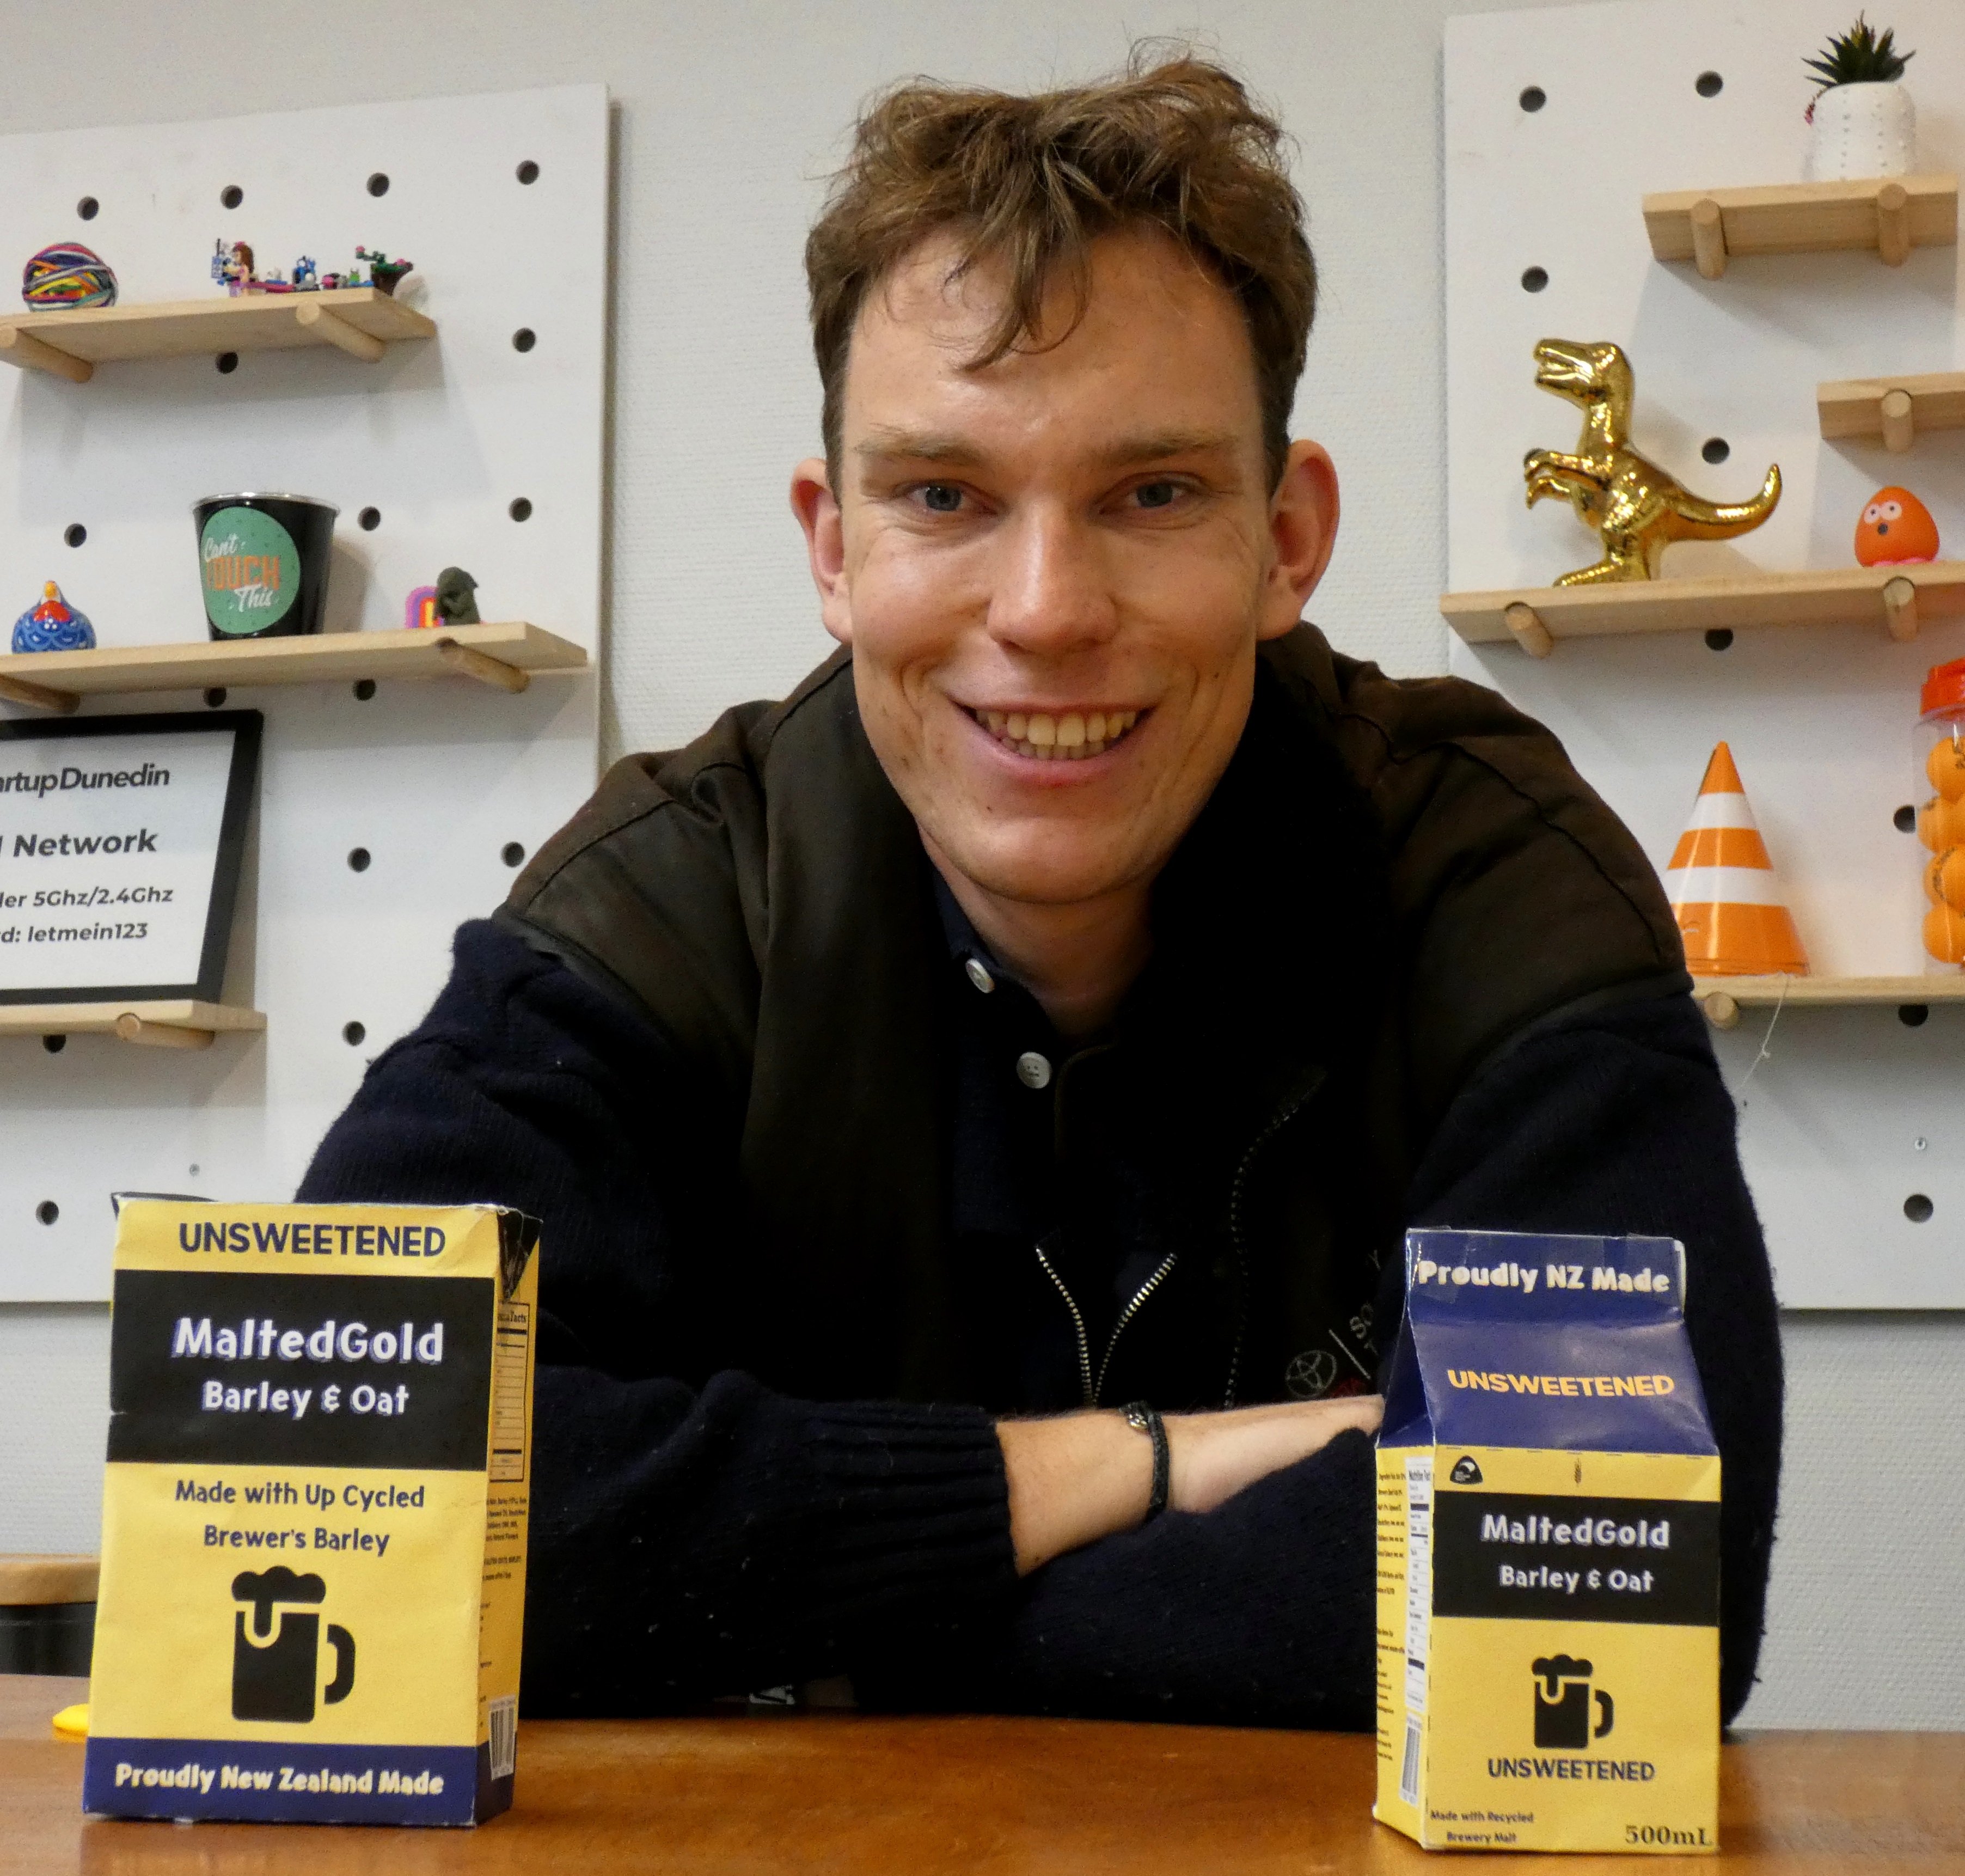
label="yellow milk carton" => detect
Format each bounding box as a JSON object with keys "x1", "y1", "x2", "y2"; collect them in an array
[
  {"x1": 1375, "y1": 1229, "x2": 1719, "y2": 1854},
  {"x1": 84, "y1": 1200, "x2": 539, "y2": 1826}
]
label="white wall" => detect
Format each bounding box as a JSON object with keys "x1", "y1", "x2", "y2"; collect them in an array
[{"x1": 0, "y1": 0, "x2": 1958, "y2": 1728}]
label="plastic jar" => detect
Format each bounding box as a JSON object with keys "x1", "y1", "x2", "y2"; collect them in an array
[{"x1": 1918, "y1": 656, "x2": 1965, "y2": 970}]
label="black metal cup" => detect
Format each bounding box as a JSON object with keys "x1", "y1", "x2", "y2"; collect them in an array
[{"x1": 194, "y1": 492, "x2": 338, "y2": 641}]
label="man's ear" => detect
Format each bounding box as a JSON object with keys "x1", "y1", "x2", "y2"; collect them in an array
[
  {"x1": 791, "y1": 456, "x2": 853, "y2": 646},
  {"x1": 1258, "y1": 439, "x2": 1340, "y2": 641}
]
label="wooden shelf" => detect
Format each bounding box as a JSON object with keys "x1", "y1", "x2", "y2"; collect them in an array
[
  {"x1": 0, "y1": 621, "x2": 586, "y2": 713},
  {"x1": 0, "y1": 288, "x2": 434, "y2": 383},
  {"x1": 0, "y1": 1000, "x2": 264, "y2": 1048},
  {"x1": 1819, "y1": 369, "x2": 1965, "y2": 450},
  {"x1": 1442, "y1": 563, "x2": 1965, "y2": 655},
  {"x1": 1643, "y1": 174, "x2": 1957, "y2": 279},
  {"x1": 1693, "y1": 975, "x2": 1965, "y2": 1029}
]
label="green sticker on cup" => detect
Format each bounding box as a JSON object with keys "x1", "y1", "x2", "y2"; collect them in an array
[{"x1": 200, "y1": 505, "x2": 300, "y2": 635}]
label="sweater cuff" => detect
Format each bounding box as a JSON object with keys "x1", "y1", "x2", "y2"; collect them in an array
[{"x1": 798, "y1": 1400, "x2": 1017, "y2": 1633}]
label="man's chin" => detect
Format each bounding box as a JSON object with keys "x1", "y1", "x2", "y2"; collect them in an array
[{"x1": 927, "y1": 833, "x2": 1154, "y2": 912}]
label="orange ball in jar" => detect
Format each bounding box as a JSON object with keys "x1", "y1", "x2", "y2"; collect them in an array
[
  {"x1": 1918, "y1": 797, "x2": 1965, "y2": 851},
  {"x1": 1925, "y1": 849, "x2": 1965, "y2": 908},
  {"x1": 1929, "y1": 735, "x2": 1965, "y2": 803},
  {"x1": 1925, "y1": 901, "x2": 1965, "y2": 964}
]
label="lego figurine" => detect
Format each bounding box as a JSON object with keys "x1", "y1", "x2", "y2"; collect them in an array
[
  {"x1": 355, "y1": 247, "x2": 414, "y2": 297},
  {"x1": 211, "y1": 240, "x2": 258, "y2": 295}
]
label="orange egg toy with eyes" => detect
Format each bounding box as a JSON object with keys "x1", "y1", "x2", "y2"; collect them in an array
[{"x1": 1855, "y1": 486, "x2": 1940, "y2": 565}]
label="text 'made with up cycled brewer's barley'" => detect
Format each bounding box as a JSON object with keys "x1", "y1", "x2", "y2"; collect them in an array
[{"x1": 85, "y1": 1200, "x2": 539, "y2": 1827}]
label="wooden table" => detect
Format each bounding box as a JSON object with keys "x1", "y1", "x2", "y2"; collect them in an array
[{"x1": 3, "y1": 1676, "x2": 1960, "y2": 1873}]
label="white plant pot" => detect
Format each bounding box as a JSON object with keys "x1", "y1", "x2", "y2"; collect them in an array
[{"x1": 1806, "y1": 81, "x2": 1917, "y2": 181}]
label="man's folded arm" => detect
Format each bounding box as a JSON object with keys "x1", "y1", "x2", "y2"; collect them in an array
[
  {"x1": 861, "y1": 989, "x2": 1780, "y2": 1730},
  {"x1": 295, "y1": 920, "x2": 1018, "y2": 1713}
]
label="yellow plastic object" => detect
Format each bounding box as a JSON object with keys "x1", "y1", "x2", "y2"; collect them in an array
[{"x1": 51, "y1": 1702, "x2": 89, "y2": 1740}]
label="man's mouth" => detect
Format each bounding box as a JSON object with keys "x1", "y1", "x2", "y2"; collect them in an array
[{"x1": 966, "y1": 707, "x2": 1142, "y2": 762}]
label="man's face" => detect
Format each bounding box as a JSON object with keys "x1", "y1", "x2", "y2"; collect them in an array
[{"x1": 793, "y1": 227, "x2": 1337, "y2": 912}]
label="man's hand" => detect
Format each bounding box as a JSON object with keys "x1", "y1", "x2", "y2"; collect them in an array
[{"x1": 997, "y1": 1396, "x2": 1382, "y2": 1575}]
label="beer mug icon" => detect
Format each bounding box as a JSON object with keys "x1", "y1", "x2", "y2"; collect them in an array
[
  {"x1": 1532, "y1": 1654, "x2": 1613, "y2": 1749},
  {"x1": 230, "y1": 1567, "x2": 355, "y2": 1722}
]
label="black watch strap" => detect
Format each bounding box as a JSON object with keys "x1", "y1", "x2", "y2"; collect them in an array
[{"x1": 1124, "y1": 1401, "x2": 1170, "y2": 1519}]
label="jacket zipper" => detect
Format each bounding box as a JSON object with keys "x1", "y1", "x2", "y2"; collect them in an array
[
  {"x1": 1034, "y1": 1240, "x2": 1180, "y2": 1410},
  {"x1": 1222, "y1": 1068, "x2": 1327, "y2": 1409}
]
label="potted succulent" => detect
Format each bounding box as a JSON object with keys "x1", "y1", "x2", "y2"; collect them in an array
[{"x1": 1804, "y1": 15, "x2": 1917, "y2": 181}]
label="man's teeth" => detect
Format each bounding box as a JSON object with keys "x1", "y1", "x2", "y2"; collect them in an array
[{"x1": 977, "y1": 709, "x2": 1140, "y2": 760}]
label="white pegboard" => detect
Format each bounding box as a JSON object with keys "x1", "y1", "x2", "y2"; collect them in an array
[
  {"x1": 1446, "y1": 2, "x2": 1965, "y2": 1307},
  {"x1": 0, "y1": 85, "x2": 607, "y2": 1301}
]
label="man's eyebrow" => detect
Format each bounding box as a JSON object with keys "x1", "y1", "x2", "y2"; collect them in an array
[
  {"x1": 852, "y1": 427, "x2": 1242, "y2": 468},
  {"x1": 854, "y1": 429, "x2": 982, "y2": 466}
]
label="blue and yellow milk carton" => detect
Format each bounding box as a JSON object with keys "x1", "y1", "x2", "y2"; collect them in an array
[
  {"x1": 1375, "y1": 1229, "x2": 1720, "y2": 1855},
  {"x1": 84, "y1": 1201, "x2": 539, "y2": 1826}
]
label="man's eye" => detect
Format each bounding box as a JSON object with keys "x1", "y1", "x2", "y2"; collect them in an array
[
  {"x1": 920, "y1": 484, "x2": 963, "y2": 513},
  {"x1": 1133, "y1": 481, "x2": 1181, "y2": 510}
]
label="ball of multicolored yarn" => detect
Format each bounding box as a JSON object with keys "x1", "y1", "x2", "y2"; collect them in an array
[
  {"x1": 21, "y1": 243, "x2": 118, "y2": 310},
  {"x1": 11, "y1": 583, "x2": 96, "y2": 653}
]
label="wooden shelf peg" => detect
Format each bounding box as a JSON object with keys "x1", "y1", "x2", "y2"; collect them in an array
[
  {"x1": 1503, "y1": 601, "x2": 1554, "y2": 658},
  {"x1": 1690, "y1": 198, "x2": 1727, "y2": 280},
  {"x1": 294, "y1": 300, "x2": 387, "y2": 363},
  {"x1": 1880, "y1": 387, "x2": 1916, "y2": 451},
  {"x1": 0, "y1": 326, "x2": 91, "y2": 383},
  {"x1": 1877, "y1": 181, "x2": 1912, "y2": 265},
  {"x1": 0, "y1": 671, "x2": 79, "y2": 713},
  {"x1": 1883, "y1": 575, "x2": 1919, "y2": 642}
]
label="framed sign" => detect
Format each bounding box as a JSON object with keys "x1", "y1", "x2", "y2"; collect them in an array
[{"x1": 0, "y1": 711, "x2": 260, "y2": 1004}]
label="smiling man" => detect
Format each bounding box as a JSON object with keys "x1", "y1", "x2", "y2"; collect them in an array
[{"x1": 300, "y1": 53, "x2": 1782, "y2": 1727}]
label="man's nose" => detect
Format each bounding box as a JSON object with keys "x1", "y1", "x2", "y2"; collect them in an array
[{"x1": 984, "y1": 506, "x2": 1119, "y2": 653}]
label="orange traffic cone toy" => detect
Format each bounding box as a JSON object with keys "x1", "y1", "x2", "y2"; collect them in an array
[{"x1": 1664, "y1": 743, "x2": 1809, "y2": 976}]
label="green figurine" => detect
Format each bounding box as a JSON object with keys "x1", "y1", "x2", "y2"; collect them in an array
[{"x1": 434, "y1": 566, "x2": 481, "y2": 625}]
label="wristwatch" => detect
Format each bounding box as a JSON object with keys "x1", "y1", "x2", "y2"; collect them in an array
[{"x1": 1123, "y1": 1401, "x2": 1171, "y2": 1520}]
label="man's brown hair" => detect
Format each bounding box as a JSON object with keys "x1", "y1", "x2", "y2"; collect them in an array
[{"x1": 805, "y1": 48, "x2": 1315, "y2": 487}]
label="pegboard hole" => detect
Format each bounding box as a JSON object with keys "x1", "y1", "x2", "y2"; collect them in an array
[
  {"x1": 1520, "y1": 266, "x2": 1548, "y2": 293},
  {"x1": 501, "y1": 841, "x2": 526, "y2": 868},
  {"x1": 220, "y1": 184, "x2": 243, "y2": 209},
  {"x1": 516, "y1": 159, "x2": 540, "y2": 185},
  {"x1": 509, "y1": 497, "x2": 534, "y2": 522},
  {"x1": 1899, "y1": 1003, "x2": 1930, "y2": 1026},
  {"x1": 1695, "y1": 71, "x2": 1724, "y2": 98},
  {"x1": 204, "y1": 687, "x2": 228, "y2": 708},
  {"x1": 1905, "y1": 1193, "x2": 1934, "y2": 1223},
  {"x1": 347, "y1": 847, "x2": 371, "y2": 873},
  {"x1": 64, "y1": 523, "x2": 86, "y2": 548},
  {"x1": 366, "y1": 172, "x2": 390, "y2": 197},
  {"x1": 36, "y1": 1201, "x2": 58, "y2": 1226},
  {"x1": 343, "y1": 1021, "x2": 367, "y2": 1047},
  {"x1": 353, "y1": 678, "x2": 377, "y2": 701},
  {"x1": 512, "y1": 327, "x2": 536, "y2": 353},
  {"x1": 77, "y1": 196, "x2": 99, "y2": 221},
  {"x1": 1519, "y1": 86, "x2": 1546, "y2": 113},
  {"x1": 216, "y1": 351, "x2": 238, "y2": 374},
  {"x1": 1701, "y1": 437, "x2": 1730, "y2": 464},
  {"x1": 1895, "y1": 803, "x2": 1918, "y2": 832},
  {"x1": 358, "y1": 506, "x2": 381, "y2": 531},
  {"x1": 41, "y1": 1034, "x2": 65, "y2": 1054},
  {"x1": 1704, "y1": 628, "x2": 1734, "y2": 651}
]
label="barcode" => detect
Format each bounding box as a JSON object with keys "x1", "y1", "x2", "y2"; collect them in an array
[
  {"x1": 488, "y1": 1695, "x2": 517, "y2": 1780},
  {"x1": 1399, "y1": 1716, "x2": 1423, "y2": 1806}
]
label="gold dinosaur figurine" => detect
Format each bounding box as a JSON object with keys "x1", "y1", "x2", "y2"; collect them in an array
[{"x1": 1523, "y1": 339, "x2": 1780, "y2": 584}]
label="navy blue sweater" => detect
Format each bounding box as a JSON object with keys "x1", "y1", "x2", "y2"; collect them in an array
[{"x1": 298, "y1": 919, "x2": 1782, "y2": 1727}]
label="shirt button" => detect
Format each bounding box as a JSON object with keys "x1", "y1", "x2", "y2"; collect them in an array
[
  {"x1": 1015, "y1": 1051, "x2": 1053, "y2": 1090},
  {"x1": 964, "y1": 958, "x2": 995, "y2": 995}
]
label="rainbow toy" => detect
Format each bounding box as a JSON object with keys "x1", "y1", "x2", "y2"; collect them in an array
[{"x1": 21, "y1": 242, "x2": 118, "y2": 310}]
